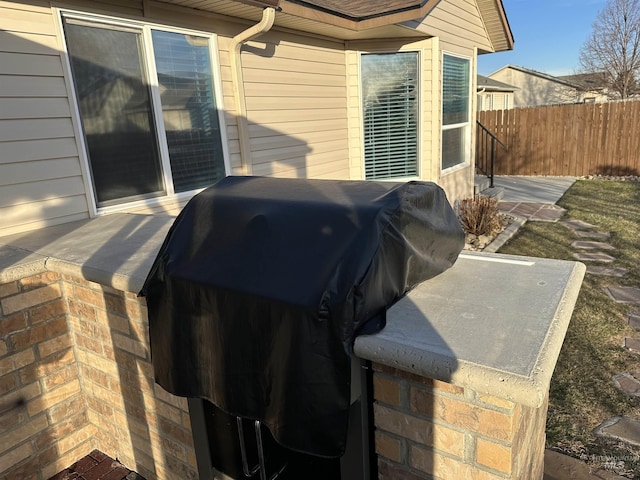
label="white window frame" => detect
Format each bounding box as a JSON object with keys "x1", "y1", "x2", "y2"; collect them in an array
[
  {"x1": 56, "y1": 9, "x2": 230, "y2": 215},
  {"x1": 359, "y1": 50, "x2": 422, "y2": 181},
  {"x1": 441, "y1": 52, "x2": 472, "y2": 173}
]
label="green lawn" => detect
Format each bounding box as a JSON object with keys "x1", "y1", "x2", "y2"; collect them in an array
[{"x1": 497, "y1": 180, "x2": 640, "y2": 477}]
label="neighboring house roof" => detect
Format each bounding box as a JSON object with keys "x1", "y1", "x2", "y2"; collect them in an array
[
  {"x1": 157, "y1": 0, "x2": 513, "y2": 47},
  {"x1": 557, "y1": 72, "x2": 608, "y2": 92},
  {"x1": 477, "y1": 74, "x2": 517, "y2": 92},
  {"x1": 489, "y1": 65, "x2": 579, "y2": 89}
]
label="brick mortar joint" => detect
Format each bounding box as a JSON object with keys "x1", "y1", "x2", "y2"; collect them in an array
[
  {"x1": 375, "y1": 401, "x2": 480, "y2": 444},
  {"x1": 407, "y1": 381, "x2": 518, "y2": 416}
]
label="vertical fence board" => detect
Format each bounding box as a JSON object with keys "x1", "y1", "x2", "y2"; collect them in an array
[
  {"x1": 476, "y1": 100, "x2": 640, "y2": 177},
  {"x1": 627, "y1": 102, "x2": 640, "y2": 175}
]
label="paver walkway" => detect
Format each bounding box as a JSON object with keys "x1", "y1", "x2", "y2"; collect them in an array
[
  {"x1": 563, "y1": 217, "x2": 640, "y2": 458},
  {"x1": 497, "y1": 177, "x2": 640, "y2": 480},
  {"x1": 499, "y1": 202, "x2": 567, "y2": 221}
]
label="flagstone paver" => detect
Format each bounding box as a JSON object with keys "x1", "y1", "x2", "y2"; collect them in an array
[
  {"x1": 595, "y1": 417, "x2": 640, "y2": 447},
  {"x1": 605, "y1": 286, "x2": 640, "y2": 305},
  {"x1": 613, "y1": 373, "x2": 640, "y2": 396},
  {"x1": 565, "y1": 216, "x2": 640, "y2": 465},
  {"x1": 624, "y1": 337, "x2": 640, "y2": 353},
  {"x1": 573, "y1": 252, "x2": 616, "y2": 263},
  {"x1": 586, "y1": 266, "x2": 628, "y2": 277},
  {"x1": 543, "y1": 449, "x2": 630, "y2": 480},
  {"x1": 570, "y1": 240, "x2": 616, "y2": 250},
  {"x1": 561, "y1": 219, "x2": 597, "y2": 230},
  {"x1": 574, "y1": 230, "x2": 611, "y2": 240}
]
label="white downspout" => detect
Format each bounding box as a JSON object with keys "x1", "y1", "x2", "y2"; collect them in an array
[{"x1": 230, "y1": 7, "x2": 277, "y2": 175}]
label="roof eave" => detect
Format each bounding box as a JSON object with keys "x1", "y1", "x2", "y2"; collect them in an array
[
  {"x1": 476, "y1": 0, "x2": 513, "y2": 53},
  {"x1": 277, "y1": 0, "x2": 441, "y2": 31}
]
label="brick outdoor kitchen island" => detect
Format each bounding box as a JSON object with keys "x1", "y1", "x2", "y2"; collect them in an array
[{"x1": 0, "y1": 213, "x2": 585, "y2": 480}]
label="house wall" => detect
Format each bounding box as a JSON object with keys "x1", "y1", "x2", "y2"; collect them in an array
[
  {"x1": 0, "y1": 0, "x2": 350, "y2": 236},
  {"x1": 237, "y1": 31, "x2": 349, "y2": 179},
  {"x1": 478, "y1": 91, "x2": 513, "y2": 111},
  {"x1": 0, "y1": 0, "x2": 498, "y2": 237},
  {"x1": 490, "y1": 68, "x2": 580, "y2": 107},
  {"x1": 0, "y1": 1, "x2": 90, "y2": 238}
]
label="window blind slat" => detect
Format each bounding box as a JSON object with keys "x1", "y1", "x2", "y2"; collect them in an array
[{"x1": 362, "y1": 52, "x2": 418, "y2": 180}]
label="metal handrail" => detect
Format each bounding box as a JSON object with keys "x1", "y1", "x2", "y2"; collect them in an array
[{"x1": 476, "y1": 121, "x2": 506, "y2": 189}]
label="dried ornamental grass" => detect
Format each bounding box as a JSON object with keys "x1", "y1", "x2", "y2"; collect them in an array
[{"x1": 456, "y1": 195, "x2": 501, "y2": 237}]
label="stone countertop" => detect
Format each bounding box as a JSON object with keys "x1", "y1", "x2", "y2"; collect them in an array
[
  {"x1": 354, "y1": 252, "x2": 586, "y2": 408},
  {"x1": 0, "y1": 213, "x2": 175, "y2": 292},
  {"x1": 0, "y1": 214, "x2": 585, "y2": 406}
]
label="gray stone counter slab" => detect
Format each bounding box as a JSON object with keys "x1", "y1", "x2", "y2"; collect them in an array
[
  {"x1": 0, "y1": 213, "x2": 175, "y2": 292},
  {"x1": 354, "y1": 252, "x2": 586, "y2": 408},
  {"x1": 0, "y1": 245, "x2": 48, "y2": 283}
]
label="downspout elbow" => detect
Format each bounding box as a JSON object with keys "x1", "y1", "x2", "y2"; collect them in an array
[
  {"x1": 230, "y1": 7, "x2": 277, "y2": 175},
  {"x1": 231, "y1": 7, "x2": 276, "y2": 50}
]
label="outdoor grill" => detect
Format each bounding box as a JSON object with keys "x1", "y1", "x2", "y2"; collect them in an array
[{"x1": 140, "y1": 176, "x2": 464, "y2": 480}]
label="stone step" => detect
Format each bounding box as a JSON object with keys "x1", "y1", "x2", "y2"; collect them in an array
[
  {"x1": 543, "y1": 449, "x2": 629, "y2": 480},
  {"x1": 595, "y1": 417, "x2": 640, "y2": 448},
  {"x1": 586, "y1": 266, "x2": 628, "y2": 277},
  {"x1": 629, "y1": 311, "x2": 640, "y2": 331},
  {"x1": 624, "y1": 337, "x2": 640, "y2": 353},
  {"x1": 573, "y1": 252, "x2": 616, "y2": 263},
  {"x1": 605, "y1": 286, "x2": 640, "y2": 305},
  {"x1": 574, "y1": 230, "x2": 611, "y2": 240},
  {"x1": 570, "y1": 240, "x2": 616, "y2": 250},
  {"x1": 474, "y1": 175, "x2": 491, "y2": 194},
  {"x1": 561, "y1": 219, "x2": 597, "y2": 231},
  {"x1": 479, "y1": 186, "x2": 504, "y2": 200},
  {"x1": 613, "y1": 372, "x2": 640, "y2": 396}
]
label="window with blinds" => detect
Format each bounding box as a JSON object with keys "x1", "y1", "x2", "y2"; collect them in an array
[
  {"x1": 442, "y1": 54, "x2": 470, "y2": 170},
  {"x1": 152, "y1": 31, "x2": 225, "y2": 193},
  {"x1": 361, "y1": 53, "x2": 419, "y2": 180},
  {"x1": 62, "y1": 15, "x2": 226, "y2": 208}
]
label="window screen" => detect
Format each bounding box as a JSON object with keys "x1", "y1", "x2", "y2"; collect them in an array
[{"x1": 362, "y1": 53, "x2": 418, "y2": 180}]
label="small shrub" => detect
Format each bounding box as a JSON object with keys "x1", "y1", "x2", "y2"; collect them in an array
[{"x1": 456, "y1": 195, "x2": 501, "y2": 236}]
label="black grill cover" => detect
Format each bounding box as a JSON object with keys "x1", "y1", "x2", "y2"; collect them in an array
[{"x1": 140, "y1": 176, "x2": 464, "y2": 458}]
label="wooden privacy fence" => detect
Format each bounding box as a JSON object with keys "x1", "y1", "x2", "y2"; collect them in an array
[{"x1": 477, "y1": 100, "x2": 640, "y2": 177}]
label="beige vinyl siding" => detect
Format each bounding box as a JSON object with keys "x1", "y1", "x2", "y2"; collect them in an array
[
  {"x1": 240, "y1": 32, "x2": 349, "y2": 179},
  {"x1": 61, "y1": 0, "x2": 144, "y2": 17},
  {"x1": 0, "y1": 1, "x2": 89, "y2": 237},
  {"x1": 410, "y1": 0, "x2": 492, "y2": 55}
]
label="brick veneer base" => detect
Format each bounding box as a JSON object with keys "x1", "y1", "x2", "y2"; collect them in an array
[
  {"x1": 0, "y1": 273, "x2": 197, "y2": 480},
  {"x1": 372, "y1": 364, "x2": 547, "y2": 479},
  {"x1": 1, "y1": 272, "x2": 548, "y2": 480}
]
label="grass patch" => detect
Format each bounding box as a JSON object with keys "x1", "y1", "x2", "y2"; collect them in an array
[{"x1": 498, "y1": 180, "x2": 640, "y2": 477}]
